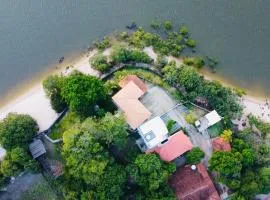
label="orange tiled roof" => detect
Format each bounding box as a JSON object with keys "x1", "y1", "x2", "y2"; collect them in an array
[
  {"x1": 169, "y1": 164, "x2": 221, "y2": 200},
  {"x1": 119, "y1": 75, "x2": 148, "y2": 93},
  {"x1": 112, "y1": 78, "x2": 151, "y2": 129},
  {"x1": 211, "y1": 137, "x2": 231, "y2": 152},
  {"x1": 154, "y1": 131, "x2": 193, "y2": 162}
]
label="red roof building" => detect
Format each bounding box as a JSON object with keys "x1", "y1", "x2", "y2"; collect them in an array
[
  {"x1": 154, "y1": 131, "x2": 193, "y2": 162},
  {"x1": 169, "y1": 164, "x2": 221, "y2": 200},
  {"x1": 211, "y1": 137, "x2": 231, "y2": 152}
]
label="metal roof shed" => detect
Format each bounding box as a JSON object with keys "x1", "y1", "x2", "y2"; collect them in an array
[
  {"x1": 29, "y1": 139, "x2": 46, "y2": 159},
  {"x1": 205, "y1": 110, "x2": 222, "y2": 126}
]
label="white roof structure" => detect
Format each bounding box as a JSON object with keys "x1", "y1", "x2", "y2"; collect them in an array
[
  {"x1": 205, "y1": 110, "x2": 222, "y2": 126},
  {"x1": 0, "y1": 146, "x2": 6, "y2": 161},
  {"x1": 138, "y1": 116, "x2": 168, "y2": 149}
]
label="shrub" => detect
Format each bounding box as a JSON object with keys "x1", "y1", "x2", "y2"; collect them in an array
[
  {"x1": 119, "y1": 31, "x2": 129, "y2": 40},
  {"x1": 150, "y1": 21, "x2": 161, "y2": 30},
  {"x1": 234, "y1": 88, "x2": 246, "y2": 97},
  {"x1": 163, "y1": 21, "x2": 173, "y2": 30},
  {"x1": 166, "y1": 120, "x2": 176, "y2": 133},
  {"x1": 183, "y1": 57, "x2": 205, "y2": 69},
  {"x1": 91, "y1": 54, "x2": 110, "y2": 73},
  {"x1": 186, "y1": 147, "x2": 205, "y2": 164},
  {"x1": 180, "y1": 25, "x2": 189, "y2": 35},
  {"x1": 185, "y1": 112, "x2": 197, "y2": 124},
  {"x1": 93, "y1": 36, "x2": 111, "y2": 50},
  {"x1": 185, "y1": 39, "x2": 196, "y2": 48},
  {"x1": 155, "y1": 54, "x2": 168, "y2": 69},
  {"x1": 220, "y1": 129, "x2": 233, "y2": 142},
  {"x1": 110, "y1": 47, "x2": 151, "y2": 64}
]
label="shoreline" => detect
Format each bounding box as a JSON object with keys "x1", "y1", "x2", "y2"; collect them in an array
[{"x1": 0, "y1": 46, "x2": 270, "y2": 124}]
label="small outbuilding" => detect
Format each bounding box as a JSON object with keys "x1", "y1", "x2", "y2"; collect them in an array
[
  {"x1": 29, "y1": 139, "x2": 46, "y2": 159},
  {"x1": 195, "y1": 110, "x2": 222, "y2": 132}
]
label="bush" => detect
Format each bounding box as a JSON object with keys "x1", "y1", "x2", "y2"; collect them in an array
[
  {"x1": 185, "y1": 112, "x2": 197, "y2": 124},
  {"x1": 163, "y1": 20, "x2": 173, "y2": 30},
  {"x1": 150, "y1": 21, "x2": 161, "y2": 30},
  {"x1": 110, "y1": 47, "x2": 151, "y2": 64},
  {"x1": 155, "y1": 54, "x2": 168, "y2": 69},
  {"x1": 185, "y1": 39, "x2": 196, "y2": 48},
  {"x1": 183, "y1": 57, "x2": 205, "y2": 69},
  {"x1": 91, "y1": 54, "x2": 110, "y2": 73},
  {"x1": 166, "y1": 120, "x2": 176, "y2": 133},
  {"x1": 186, "y1": 147, "x2": 205, "y2": 164},
  {"x1": 180, "y1": 25, "x2": 189, "y2": 35},
  {"x1": 93, "y1": 36, "x2": 111, "y2": 50},
  {"x1": 119, "y1": 31, "x2": 129, "y2": 40}
]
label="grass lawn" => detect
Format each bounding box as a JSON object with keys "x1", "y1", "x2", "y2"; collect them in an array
[{"x1": 208, "y1": 122, "x2": 223, "y2": 138}]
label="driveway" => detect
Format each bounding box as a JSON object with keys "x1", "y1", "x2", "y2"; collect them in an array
[{"x1": 141, "y1": 84, "x2": 213, "y2": 165}]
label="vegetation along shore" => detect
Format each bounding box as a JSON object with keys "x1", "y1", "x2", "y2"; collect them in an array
[{"x1": 0, "y1": 21, "x2": 269, "y2": 199}]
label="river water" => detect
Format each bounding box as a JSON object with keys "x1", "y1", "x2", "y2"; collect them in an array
[{"x1": 0, "y1": 0, "x2": 270, "y2": 102}]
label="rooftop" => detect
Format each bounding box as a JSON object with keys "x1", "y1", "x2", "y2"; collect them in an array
[
  {"x1": 112, "y1": 78, "x2": 152, "y2": 129},
  {"x1": 211, "y1": 137, "x2": 231, "y2": 152},
  {"x1": 205, "y1": 110, "x2": 222, "y2": 127},
  {"x1": 29, "y1": 139, "x2": 46, "y2": 159},
  {"x1": 119, "y1": 75, "x2": 148, "y2": 93},
  {"x1": 154, "y1": 130, "x2": 193, "y2": 162},
  {"x1": 138, "y1": 116, "x2": 168, "y2": 149},
  {"x1": 169, "y1": 164, "x2": 220, "y2": 200}
]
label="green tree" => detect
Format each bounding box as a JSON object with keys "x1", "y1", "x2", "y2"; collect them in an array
[
  {"x1": 91, "y1": 54, "x2": 110, "y2": 73},
  {"x1": 186, "y1": 147, "x2": 205, "y2": 164},
  {"x1": 62, "y1": 127, "x2": 110, "y2": 185},
  {"x1": 209, "y1": 151, "x2": 242, "y2": 177},
  {"x1": 183, "y1": 57, "x2": 205, "y2": 69},
  {"x1": 127, "y1": 154, "x2": 176, "y2": 192},
  {"x1": 155, "y1": 54, "x2": 168, "y2": 69},
  {"x1": 61, "y1": 73, "x2": 108, "y2": 116},
  {"x1": 0, "y1": 113, "x2": 38, "y2": 150},
  {"x1": 82, "y1": 113, "x2": 128, "y2": 148},
  {"x1": 43, "y1": 75, "x2": 67, "y2": 113},
  {"x1": 178, "y1": 66, "x2": 202, "y2": 92}
]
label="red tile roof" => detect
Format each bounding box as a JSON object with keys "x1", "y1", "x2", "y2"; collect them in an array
[
  {"x1": 119, "y1": 75, "x2": 148, "y2": 93},
  {"x1": 211, "y1": 137, "x2": 231, "y2": 152},
  {"x1": 169, "y1": 164, "x2": 221, "y2": 200},
  {"x1": 154, "y1": 131, "x2": 193, "y2": 162}
]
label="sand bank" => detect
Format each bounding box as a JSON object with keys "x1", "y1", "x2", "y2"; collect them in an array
[{"x1": 0, "y1": 50, "x2": 99, "y2": 132}]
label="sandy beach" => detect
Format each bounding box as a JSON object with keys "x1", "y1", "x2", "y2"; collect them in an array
[
  {"x1": 0, "y1": 49, "x2": 99, "y2": 132},
  {"x1": 0, "y1": 46, "x2": 269, "y2": 133}
]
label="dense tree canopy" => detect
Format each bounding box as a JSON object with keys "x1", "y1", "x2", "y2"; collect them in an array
[
  {"x1": 126, "y1": 154, "x2": 176, "y2": 198},
  {"x1": 209, "y1": 151, "x2": 242, "y2": 177},
  {"x1": 43, "y1": 75, "x2": 67, "y2": 113},
  {"x1": 186, "y1": 147, "x2": 205, "y2": 164},
  {"x1": 60, "y1": 73, "x2": 108, "y2": 116},
  {"x1": 0, "y1": 113, "x2": 38, "y2": 150}
]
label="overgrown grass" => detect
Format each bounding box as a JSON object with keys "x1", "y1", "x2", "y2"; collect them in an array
[{"x1": 49, "y1": 112, "x2": 82, "y2": 140}]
